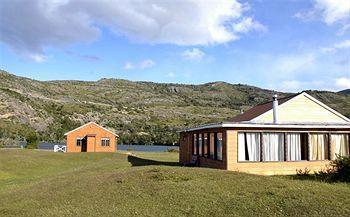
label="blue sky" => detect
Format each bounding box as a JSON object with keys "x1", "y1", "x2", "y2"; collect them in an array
[{"x1": 0, "y1": 0, "x2": 349, "y2": 92}]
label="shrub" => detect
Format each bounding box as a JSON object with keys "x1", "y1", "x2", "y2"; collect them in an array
[
  {"x1": 166, "y1": 148, "x2": 179, "y2": 153},
  {"x1": 315, "y1": 155, "x2": 350, "y2": 183},
  {"x1": 296, "y1": 167, "x2": 311, "y2": 176}
]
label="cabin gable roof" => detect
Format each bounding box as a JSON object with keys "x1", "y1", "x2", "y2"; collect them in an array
[
  {"x1": 229, "y1": 92, "x2": 350, "y2": 124},
  {"x1": 64, "y1": 122, "x2": 119, "y2": 137}
]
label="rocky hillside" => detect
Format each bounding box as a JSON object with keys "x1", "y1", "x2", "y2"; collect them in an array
[
  {"x1": 1, "y1": 70, "x2": 349, "y2": 146},
  {"x1": 339, "y1": 89, "x2": 350, "y2": 95}
]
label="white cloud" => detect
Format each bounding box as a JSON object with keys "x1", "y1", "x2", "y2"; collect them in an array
[
  {"x1": 124, "y1": 59, "x2": 155, "y2": 70},
  {"x1": 277, "y1": 77, "x2": 350, "y2": 92},
  {"x1": 334, "y1": 40, "x2": 350, "y2": 49},
  {"x1": 321, "y1": 39, "x2": 350, "y2": 53},
  {"x1": 0, "y1": 0, "x2": 265, "y2": 60},
  {"x1": 139, "y1": 59, "x2": 155, "y2": 69},
  {"x1": 280, "y1": 80, "x2": 324, "y2": 92},
  {"x1": 28, "y1": 54, "x2": 48, "y2": 63},
  {"x1": 335, "y1": 77, "x2": 350, "y2": 90},
  {"x1": 274, "y1": 53, "x2": 315, "y2": 77},
  {"x1": 182, "y1": 48, "x2": 206, "y2": 61},
  {"x1": 123, "y1": 62, "x2": 135, "y2": 70},
  {"x1": 233, "y1": 17, "x2": 267, "y2": 34},
  {"x1": 295, "y1": 0, "x2": 350, "y2": 32},
  {"x1": 167, "y1": 72, "x2": 176, "y2": 77}
]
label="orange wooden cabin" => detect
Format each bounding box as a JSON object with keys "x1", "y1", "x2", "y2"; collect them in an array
[{"x1": 64, "y1": 122, "x2": 118, "y2": 153}]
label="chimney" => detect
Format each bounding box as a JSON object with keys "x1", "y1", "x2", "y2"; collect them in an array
[{"x1": 272, "y1": 94, "x2": 278, "y2": 124}]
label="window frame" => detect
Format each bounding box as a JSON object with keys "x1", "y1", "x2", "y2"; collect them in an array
[
  {"x1": 237, "y1": 130, "x2": 349, "y2": 163},
  {"x1": 101, "y1": 137, "x2": 110, "y2": 147},
  {"x1": 76, "y1": 137, "x2": 83, "y2": 147}
]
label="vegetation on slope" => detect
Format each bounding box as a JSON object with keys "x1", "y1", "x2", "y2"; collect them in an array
[
  {"x1": 1, "y1": 70, "x2": 350, "y2": 145},
  {"x1": 0, "y1": 150, "x2": 349, "y2": 217}
]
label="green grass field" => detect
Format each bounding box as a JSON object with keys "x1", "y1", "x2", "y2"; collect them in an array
[{"x1": 0, "y1": 149, "x2": 349, "y2": 217}]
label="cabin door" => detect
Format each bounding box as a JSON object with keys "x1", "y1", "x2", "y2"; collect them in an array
[
  {"x1": 86, "y1": 136, "x2": 96, "y2": 152},
  {"x1": 81, "y1": 137, "x2": 87, "y2": 152}
]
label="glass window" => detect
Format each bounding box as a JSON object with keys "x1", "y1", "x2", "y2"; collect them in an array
[
  {"x1": 238, "y1": 132, "x2": 261, "y2": 162},
  {"x1": 210, "y1": 133, "x2": 215, "y2": 159},
  {"x1": 76, "y1": 138, "x2": 83, "y2": 146},
  {"x1": 262, "y1": 133, "x2": 284, "y2": 162},
  {"x1": 286, "y1": 133, "x2": 308, "y2": 161},
  {"x1": 309, "y1": 134, "x2": 329, "y2": 160},
  {"x1": 203, "y1": 133, "x2": 209, "y2": 157},
  {"x1": 216, "y1": 133, "x2": 223, "y2": 160},
  {"x1": 330, "y1": 134, "x2": 349, "y2": 160},
  {"x1": 101, "y1": 138, "x2": 110, "y2": 146},
  {"x1": 198, "y1": 134, "x2": 203, "y2": 156},
  {"x1": 193, "y1": 134, "x2": 197, "y2": 155}
]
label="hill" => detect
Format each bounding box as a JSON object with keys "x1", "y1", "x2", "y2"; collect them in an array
[
  {"x1": 339, "y1": 89, "x2": 350, "y2": 95},
  {"x1": 1, "y1": 70, "x2": 350, "y2": 145},
  {"x1": 0, "y1": 149, "x2": 349, "y2": 216}
]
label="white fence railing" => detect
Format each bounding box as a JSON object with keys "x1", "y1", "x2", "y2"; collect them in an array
[{"x1": 54, "y1": 145, "x2": 67, "y2": 153}]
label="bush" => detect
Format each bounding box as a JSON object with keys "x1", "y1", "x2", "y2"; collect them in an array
[
  {"x1": 166, "y1": 148, "x2": 179, "y2": 153},
  {"x1": 315, "y1": 155, "x2": 350, "y2": 183},
  {"x1": 296, "y1": 167, "x2": 311, "y2": 176}
]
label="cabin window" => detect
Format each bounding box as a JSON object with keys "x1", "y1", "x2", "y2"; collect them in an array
[
  {"x1": 198, "y1": 134, "x2": 203, "y2": 156},
  {"x1": 216, "y1": 133, "x2": 223, "y2": 160},
  {"x1": 101, "y1": 138, "x2": 110, "y2": 147},
  {"x1": 286, "y1": 133, "x2": 308, "y2": 161},
  {"x1": 330, "y1": 134, "x2": 349, "y2": 160},
  {"x1": 210, "y1": 133, "x2": 215, "y2": 159},
  {"x1": 203, "y1": 133, "x2": 209, "y2": 157},
  {"x1": 309, "y1": 134, "x2": 329, "y2": 160},
  {"x1": 238, "y1": 132, "x2": 261, "y2": 162},
  {"x1": 193, "y1": 134, "x2": 197, "y2": 155},
  {"x1": 76, "y1": 138, "x2": 83, "y2": 146},
  {"x1": 262, "y1": 133, "x2": 284, "y2": 162}
]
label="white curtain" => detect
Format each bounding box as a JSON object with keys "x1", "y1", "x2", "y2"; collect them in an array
[
  {"x1": 217, "y1": 133, "x2": 223, "y2": 160},
  {"x1": 309, "y1": 134, "x2": 326, "y2": 160},
  {"x1": 246, "y1": 133, "x2": 261, "y2": 161},
  {"x1": 238, "y1": 133, "x2": 246, "y2": 161},
  {"x1": 286, "y1": 133, "x2": 301, "y2": 161},
  {"x1": 330, "y1": 134, "x2": 349, "y2": 160},
  {"x1": 262, "y1": 133, "x2": 284, "y2": 161},
  {"x1": 198, "y1": 135, "x2": 202, "y2": 156}
]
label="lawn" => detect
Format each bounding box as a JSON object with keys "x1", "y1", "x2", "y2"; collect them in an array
[{"x1": 0, "y1": 149, "x2": 349, "y2": 217}]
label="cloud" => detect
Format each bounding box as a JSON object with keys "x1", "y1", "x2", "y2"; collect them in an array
[
  {"x1": 123, "y1": 62, "x2": 135, "y2": 70},
  {"x1": 279, "y1": 80, "x2": 325, "y2": 92},
  {"x1": 232, "y1": 17, "x2": 267, "y2": 34},
  {"x1": 0, "y1": 0, "x2": 100, "y2": 61},
  {"x1": 279, "y1": 77, "x2": 350, "y2": 92},
  {"x1": 320, "y1": 39, "x2": 350, "y2": 53},
  {"x1": 182, "y1": 48, "x2": 206, "y2": 61},
  {"x1": 335, "y1": 77, "x2": 350, "y2": 90},
  {"x1": 139, "y1": 59, "x2": 155, "y2": 69},
  {"x1": 0, "y1": 0, "x2": 265, "y2": 61},
  {"x1": 334, "y1": 40, "x2": 350, "y2": 49},
  {"x1": 65, "y1": 50, "x2": 100, "y2": 62},
  {"x1": 28, "y1": 54, "x2": 48, "y2": 63},
  {"x1": 123, "y1": 59, "x2": 155, "y2": 70},
  {"x1": 273, "y1": 53, "x2": 315, "y2": 77},
  {"x1": 167, "y1": 72, "x2": 176, "y2": 77},
  {"x1": 295, "y1": 0, "x2": 350, "y2": 32}
]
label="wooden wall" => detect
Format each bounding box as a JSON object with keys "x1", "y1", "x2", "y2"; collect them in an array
[
  {"x1": 255, "y1": 94, "x2": 348, "y2": 123},
  {"x1": 226, "y1": 129, "x2": 350, "y2": 175},
  {"x1": 66, "y1": 123, "x2": 117, "y2": 153},
  {"x1": 180, "y1": 127, "x2": 350, "y2": 175}
]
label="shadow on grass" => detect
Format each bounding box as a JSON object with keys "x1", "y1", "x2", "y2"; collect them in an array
[{"x1": 127, "y1": 155, "x2": 179, "y2": 167}]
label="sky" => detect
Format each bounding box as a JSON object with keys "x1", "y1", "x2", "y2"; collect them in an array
[{"x1": 0, "y1": 0, "x2": 349, "y2": 92}]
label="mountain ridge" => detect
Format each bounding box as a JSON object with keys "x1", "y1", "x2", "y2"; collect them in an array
[{"x1": 1, "y1": 69, "x2": 349, "y2": 146}]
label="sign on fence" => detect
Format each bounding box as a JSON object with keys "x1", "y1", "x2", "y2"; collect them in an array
[{"x1": 54, "y1": 145, "x2": 67, "y2": 153}]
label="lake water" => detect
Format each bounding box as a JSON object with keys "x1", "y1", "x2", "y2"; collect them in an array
[
  {"x1": 37, "y1": 142, "x2": 179, "y2": 152},
  {"x1": 118, "y1": 145, "x2": 179, "y2": 152}
]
